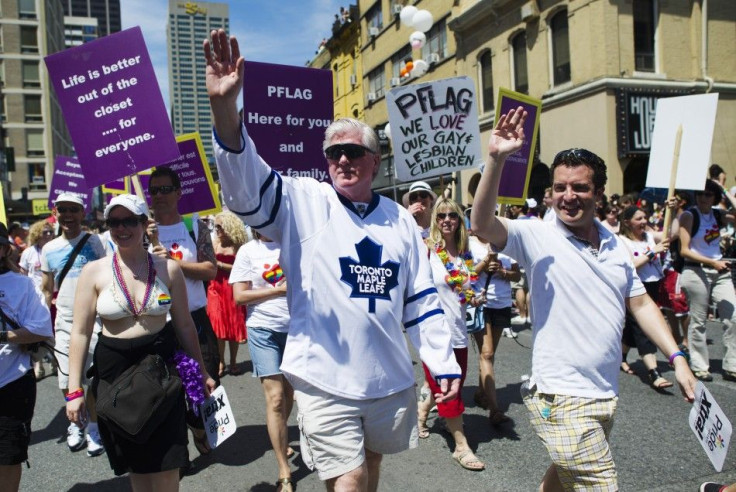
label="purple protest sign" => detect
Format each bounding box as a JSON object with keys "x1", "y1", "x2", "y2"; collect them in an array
[
  {"x1": 102, "y1": 177, "x2": 129, "y2": 194},
  {"x1": 48, "y1": 156, "x2": 92, "y2": 213},
  {"x1": 243, "y1": 61, "x2": 333, "y2": 182},
  {"x1": 496, "y1": 89, "x2": 542, "y2": 204},
  {"x1": 142, "y1": 133, "x2": 221, "y2": 216},
  {"x1": 44, "y1": 27, "x2": 179, "y2": 188}
]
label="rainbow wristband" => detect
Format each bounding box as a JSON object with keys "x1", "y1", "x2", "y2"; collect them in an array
[
  {"x1": 65, "y1": 388, "x2": 85, "y2": 402},
  {"x1": 668, "y1": 351, "x2": 687, "y2": 365}
]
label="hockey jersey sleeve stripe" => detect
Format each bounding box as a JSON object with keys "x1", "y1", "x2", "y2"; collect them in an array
[
  {"x1": 404, "y1": 308, "x2": 444, "y2": 328},
  {"x1": 250, "y1": 171, "x2": 283, "y2": 230},
  {"x1": 406, "y1": 287, "x2": 437, "y2": 304},
  {"x1": 227, "y1": 170, "x2": 278, "y2": 217},
  {"x1": 212, "y1": 124, "x2": 246, "y2": 154}
]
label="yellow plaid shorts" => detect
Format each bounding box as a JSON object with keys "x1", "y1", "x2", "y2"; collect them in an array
[{"x1": 522, "y1": 383, "x2": 618, "y2": 491}]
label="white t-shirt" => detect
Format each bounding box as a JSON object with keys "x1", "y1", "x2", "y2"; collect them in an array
[
  {"x1": 427, "y1": 246, "x2": 469, "y2": 349},
  {"x1": 469, "y1": 238, "x2": 515, "y2": 309},
  {"x1": 19, "y1": 244, "x2": 44, "y2": 292},
  {"x1": 40, "y1": 232, "x2": 107, "y2": 320},
  {"x1": 620, "y1": 233, "x2": 664, "y2": 282},
  {"x1": 213, "y1": 124, "x2": 460, "y2": 400},
  {"x1": 229, "y1": 239, "x2": 290, "y2": 333},
  {"x1": 0, "y1": 271, "x2": 53, "y2": 388},
  {"x1": 689, "y1": 209, "x2": 722, "y2": 260},
  {"x1": 503, "y1": 215, "x2": 645, "y2": 399},
  {"x1": 155, "y1": 221, "x2": 207, "y2": 311}
]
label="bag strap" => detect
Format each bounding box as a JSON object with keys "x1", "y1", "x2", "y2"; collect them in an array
[
  {"x1": 0, "y1": 303, "x2": 22, "y2": 332},
  {"x1": 57, "y1": 233, "x2": 91, "y2": 289}
]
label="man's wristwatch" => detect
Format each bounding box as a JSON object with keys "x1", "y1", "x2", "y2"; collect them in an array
[{"x1": 0, "y1": 330, "x2": 8, "y2": 344}]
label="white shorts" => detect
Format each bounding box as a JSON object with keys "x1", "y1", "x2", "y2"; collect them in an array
[
  {"x1": 54, "y1": 315, "x2": 99, "y2": 390},
  {"x1": 293, "y1": 380, "x2": 418, "y2": 481}
]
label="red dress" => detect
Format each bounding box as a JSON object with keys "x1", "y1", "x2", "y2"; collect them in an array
[{"x1": 207, "y1": 253, "x2": 247, "y2": 342}]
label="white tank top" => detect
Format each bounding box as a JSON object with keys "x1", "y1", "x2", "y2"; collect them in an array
[{"x1": 689, "y1": 209, "x2": 722, "y2": 260}]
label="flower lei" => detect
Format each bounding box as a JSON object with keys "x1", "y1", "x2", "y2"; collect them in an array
[
  {"x1": 173, "y1": 350, "x2": 206, "y2": 416},
  {"x1": 112, "y1": 253, "x2": 154, "y2": 319},
  {"x1": 435, "y1": 245, "x2": 478, "y2": 304}
]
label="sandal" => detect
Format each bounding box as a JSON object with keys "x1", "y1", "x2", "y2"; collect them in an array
[
  {"x1": 452, "y1": 449, "x2": 485, "y2": 471},
  {"x1": 489, "y1": 409, "x2": 511, "y2": 426},
  {"x1": 648, "y1": 369, "x2": 673, "y2": 389},
  {"x1": 229, "y1": 364, "x2": 242, "y2": 376},
  {"x1": 286, "y1": 446, "x2": 295, "y2": 458},
  {"x1": 276, "y1": 477, "x2": 293, "y2": 492},
  {"x1": 218, "y1": 363, "x2": 226, "y2": 378},
  {"x1": 620, "y1": 362, "x2": 634, "y2": 375},
  {"x1": 417, "y1": 416, "x2": 430, "y2": 439},
  {"x1": 191, "y1": 428, "x2": 211, "y2": 455}
]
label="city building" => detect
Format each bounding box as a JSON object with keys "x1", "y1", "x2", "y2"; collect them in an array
[
  {"x1": 63, "y1": 15, "x2": 98, "y2": 49},
  {"x1": 61, "y1": 0, "x2": 120, "y2": 38},
  {"x1": 167, "y1": 0, "x2": 229, "y2": 165},
  {"x1": 0, "y1": 0, "x2": 73, "y2": 207}
]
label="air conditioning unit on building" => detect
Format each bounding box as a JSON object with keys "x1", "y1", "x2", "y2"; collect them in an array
[
  {"x1": 390, "y1": 77, "x2": 401, "y2": 87},
  {"x1": 428, "y1": 52, "x2": 441, "y2": 64},
  {"x1": 369, "y1": 26, "x2": 380, "y2": 37},
  {"x1": 350, "y1": 74, "x2": 357, "y2": 86},
  {"x1": 393, "y1": 4, "x2": 403, "y2": 15},
  {"x1": 367, "y1": 92, "x2": 377, "y2": 102},
  {"x1": 521, "y1": 1, "x2": 540, "y2": 22}
]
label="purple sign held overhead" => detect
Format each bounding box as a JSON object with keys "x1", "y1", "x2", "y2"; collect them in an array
[
  {"x1": 44, "y1": 27, "x2": 179, "y2": 188},
  {"x1": 48, "y1": 156, "x2": 92, "y2": 213},
  {"x1": 243, "y1": 61, "x2": 333, "y2": 182}
]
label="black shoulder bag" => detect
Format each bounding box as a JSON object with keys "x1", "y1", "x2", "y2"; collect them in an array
[{"x1": 56, "y1": 233, "x2": 91, "y2": 289}]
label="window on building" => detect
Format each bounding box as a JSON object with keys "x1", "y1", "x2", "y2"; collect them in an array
[
  {"x1": 26, "y1": 129, "x2": 44, "y2": 157},
  {"x1": 479, "y1": 51, "x2": 493, "y2": 113},
  {"x1": 512, "y1": 32, "x2": 529, "y2": 94},
  {"x1": 633, "y1": 0, "x2": 656, "y2": 72},
  {"x1": 367, "y1": 65, "x2": 385, "y2": 100},
  {"x1": 18, "y1": 0, "x2": 36, "y2": 19},
  {"x1": 391, "y1": 45, "x2": 412, "y2": 80},
  {"x1": 367, "y1": 4, "x2": 383, "y2": 31},
  {"x1": 24, "y1": 95, "x2": 42, "y2": 122},
  {"x1": 550, "y1": 10, "x2": 570, "y2": 85},
  {"x1": 421, "y1": 20, "x2": 447, "y2": 61},
  {"x1": 28, "y1": 163, "x2": 46, "y2": 190},
  {"x1": 22, "y1": 61, "x2": 40, "y2": 88},
  {"x1": 20, "y1": 26, "x2": 38, "y2": 53}
]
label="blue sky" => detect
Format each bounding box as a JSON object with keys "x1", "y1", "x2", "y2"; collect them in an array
[{"x1": 121, "y1": 0, "x2": 346, "y2": 111}]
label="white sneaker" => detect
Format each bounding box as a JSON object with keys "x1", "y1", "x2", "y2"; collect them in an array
[
  {"x1": 67, "y1": 423, "x2": 85, "y2": 452},
  {"x1": 85, "y1": 424, "x2": 105, "y2": 457},
  {"x1": 510, "y1": 315, "x2": 525, "y2": 325}
]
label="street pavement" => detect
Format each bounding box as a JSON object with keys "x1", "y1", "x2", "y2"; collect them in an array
[{"x1": 21, "y1": 320, "x2": 736, "y2": 491}]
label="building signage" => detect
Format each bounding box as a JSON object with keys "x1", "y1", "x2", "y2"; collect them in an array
[{"x1": 616, "y1": 88, "x2": 690, "y2": 158}]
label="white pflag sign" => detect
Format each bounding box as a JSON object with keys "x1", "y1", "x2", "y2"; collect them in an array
[{"x1": 689, "y1": 381, "x2": 731, "y2": 472}]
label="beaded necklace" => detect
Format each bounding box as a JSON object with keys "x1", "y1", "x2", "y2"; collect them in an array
[
  {"x1": 113, "y1": 252, "x2": 155, "y2": 318},
  {"x1": 435, "y1": 244, "x2": 478, "y2": 304}
]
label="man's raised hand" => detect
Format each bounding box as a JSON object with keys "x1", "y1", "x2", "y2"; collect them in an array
[
  {"x1": 203, "y1": 29, "x2": 244, "y2": 103},
  {"x1": 489, "y1": 105, "x2": 528, "y2": 160}
]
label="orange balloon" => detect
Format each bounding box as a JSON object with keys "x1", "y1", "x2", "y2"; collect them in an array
[
  {"x1": 406, "y1": 61, "x2": 414, "y2": 70},
  {"x1": 400, "y1": 68, "x2": 407, "y2": 77}
]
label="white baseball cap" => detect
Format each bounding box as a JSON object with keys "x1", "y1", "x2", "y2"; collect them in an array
[
  {"x1": 525, "y1": 198, "x2": 538, "y2": 209},
  {"x1": 104, "y1": 194, "x2": 149, "y2": 219},
  {"x1": 54, "y1": 193, "x2": 85, "y2": 207}
]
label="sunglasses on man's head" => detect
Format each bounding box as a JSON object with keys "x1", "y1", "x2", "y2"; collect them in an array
[
  {"x1": 56, "y1": 206, "x2": 82, "y2": 214},
  {"x1": 106, "y1": 216, "x2": 142, "y2": 229},
  {"x1": 436, "y1": 212, "x2": 460, "y2": 220},
  {"x1": 324, "y1": 143, "x2": 374, "y2": 160},
  {"x1": 149, "y1": 185, "x2": 178, "y2": 196},
  {"x1": 409, "y1": 191, "x2": 431, "y2": 202}
]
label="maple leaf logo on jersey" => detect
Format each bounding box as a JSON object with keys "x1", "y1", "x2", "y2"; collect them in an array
[{"x1": 339, "y1": 237, "x2": 400, "y2": 313}]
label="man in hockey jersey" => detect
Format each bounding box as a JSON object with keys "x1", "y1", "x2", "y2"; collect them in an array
[{"x1": 204, "y1": 29, "x2": 460, "y2": 491}]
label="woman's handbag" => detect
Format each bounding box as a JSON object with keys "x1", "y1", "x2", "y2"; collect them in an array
[{"x1": 95, "y1": 354, "x2": 182, "y2": 443}]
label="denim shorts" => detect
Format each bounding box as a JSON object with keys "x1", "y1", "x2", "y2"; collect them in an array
[{"x1": 247, "y1": 327, "x2": 288, "y2": 378}]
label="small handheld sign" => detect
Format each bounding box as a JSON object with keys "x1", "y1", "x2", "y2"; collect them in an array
[
  {"x1": 200, "y1": 385, "x2": 236, "y2": 449},
  {"x1": 689, "y1": 381, "x2": 731, "y2": 472}
]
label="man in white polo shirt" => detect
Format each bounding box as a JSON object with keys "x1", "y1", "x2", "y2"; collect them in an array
[{"x1": 471, "y1": 107, "x2": 697, "y2": 491}]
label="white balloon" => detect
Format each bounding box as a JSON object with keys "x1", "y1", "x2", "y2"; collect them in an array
[
  {"x1": 409, "y1": 31, "x2": 426, "y2": 50},
  {"x1": 410, "y1": 59, "x2": 429, "y2": 77},
  {"x1": 400, "y1": 6, "x2": 418, "y2": 27},
  {"x1": 412, "y1": 10, "x2": 434, "y2": 33},
  {"x1": 384, "y1": 123, "x2": 392, "y2": 141}
]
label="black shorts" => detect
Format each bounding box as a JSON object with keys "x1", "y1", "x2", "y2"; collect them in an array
[
  {"x1": 0, "y1": 371, "x2": 36, "y2": 465},
  {"x1": 484, "y1": 306, "x2": 512, "y2": 329}
]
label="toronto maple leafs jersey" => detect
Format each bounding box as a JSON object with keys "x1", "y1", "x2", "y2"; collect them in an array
[{"x1": 214, "y1": 125, "x2": 460, "y2": 399}]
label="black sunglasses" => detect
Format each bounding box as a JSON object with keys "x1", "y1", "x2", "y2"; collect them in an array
[
  {"x1": 324, "y1": 143, "x2": 374, "y2": 160},
  {"x1": 436, "y1": 212, "x2": 460, "y2": 220},
  {"x1": 409, "y1": 191, "x2": 431, "y2": 202},
  {"x1": 106, "y1": 216, "x2": 142, "y2": 229},
  {"x1": 56, "y1": 206, "x2": 83, "y2": 214},
  {"x1": 149, "y1": 185, "x2": 178, "y2": 196}
]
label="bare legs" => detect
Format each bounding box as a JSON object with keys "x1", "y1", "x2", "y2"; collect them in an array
[
  {"x1": 326, "y1": 449, "x2": 382, "y2": 492},
  {"x1": 217, "y1": 339, "x2": 241, "y2": 376},
  {"x1": 129, "y1": 469, "x2": 180, "y2": 492},
  {"x1": 0, "y1": 464, "x2": 21, "y2": 492},
  {"x1": 261, "y1": 375, "x2": 294, "y2": 489}
]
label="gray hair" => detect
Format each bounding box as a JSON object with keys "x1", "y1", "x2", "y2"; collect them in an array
[{"x1": 323, "y1": 118, "x2": 379, "y2": 154}]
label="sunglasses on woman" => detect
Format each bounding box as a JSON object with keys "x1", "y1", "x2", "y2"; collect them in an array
[
  {"x1": 324, "y1": 143, "x2": 374, "y2": 160},
  {"x1": 436, "y1": 212, "x2": 460, "y2": 220},
  {"x1": 409, "y1": 191, "x2": 431, "y2": 202},
  {"x1": 106, "y1": 216, "x2": 142, "y2": 229}
]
